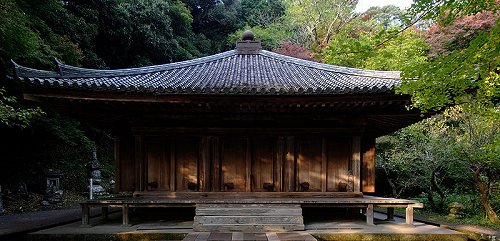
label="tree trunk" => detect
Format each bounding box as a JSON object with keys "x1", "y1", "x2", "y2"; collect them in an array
[
  {"x1": 427, "y1": 188, "x2": 436, "y2": 211},
  {"x1": 473, "y1": 170, "x2": 500, "y2": 224},
  {"x1": 387, "y1": 177, "x2": 398, "y2": 198},
  {"x1": 431, "y1": 168, "x2": 446, "y2": 210}
]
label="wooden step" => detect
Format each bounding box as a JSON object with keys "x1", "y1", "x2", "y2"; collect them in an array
[
  {"x1": 193, "y1": 204, "x2": 305, "y2": 232},
  {"x1": 182, "y1": 232, "x2": 317, "y2": 241},
  {"x1": 196, "y1": 204, "x2": 302, "y2": 216}
]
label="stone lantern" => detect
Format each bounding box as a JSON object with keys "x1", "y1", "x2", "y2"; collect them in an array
[
  {"x1": 88, "y1": 147, "x2": 105, "y2": 198},
  {"x1": 43, "y1": 169, "x2": 63, "y2": 204}
]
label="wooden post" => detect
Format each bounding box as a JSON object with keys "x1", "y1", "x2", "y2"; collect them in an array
[
  {"x1": 170, "y1": 141, "x2": 176, "y2": 191},
  {"x1": 284, "y1": 136, "x2": 295, "y2": 192},
  {"x1": 114, "y1": 137, "x2": 120, "y2": 193},
  {"x1": 321, "y1": 138, "x2": 327, "y2": 192},
  {"x1": 135, "y1": 136, "x2": 144, "y2": 191},
  {"x1": 366, "y1": 204, "x2": 374, "y2": 225},
  {"x1": 246, "y1": 138, "x2": 251, "y2": 192},
  {"x1": 122, "y1": 204, "x2": 130, "y2": 226},
  {"x1": 351, "y1": 136, "x2": 361, "y2": 192},
  {"x1": 101, "y1": 207, "x2": 109, "y2": 221},
  {"x1": 81, "y1": 204, "x2": 90, "y2": 226},
  {"x1": 406, "y1": 205, "x2": 414, "y2": 225},
  {"x1": 275, "y1": 137, "x2": 284, "y2": 192},
  {"x1": 200, "y1": 136, "x2": 209, "y2": 192},
  {"x1": 387, "y1": 207, "x2": 395, "y2": 221}
]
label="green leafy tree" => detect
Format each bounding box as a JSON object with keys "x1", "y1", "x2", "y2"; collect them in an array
[
  {"x1": 282, "y1": 0, "x2": 358, "y2": 49},
  {"x1": 445, "y1": 104, "x2": 500, "y2": 223},
  {"x1": 241, "y1": 0, "x2": 285, "y2": 27},
  {"x1": 322, "y1": 6, "x2": 429, "y2": 71},
  {"x1": 376, "y1": 116, "x2": 456, "y2": 211},
  {"x1": 229, "y1": 24, "x2": 293, "y2": 50},
  {"x1": 0, "y1": 87, "x2": 43, "y2": 128},
  {"x1": 400, "y1": 1, "x2": 499, "y2": 112}
]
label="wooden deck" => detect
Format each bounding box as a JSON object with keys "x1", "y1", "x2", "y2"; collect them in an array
[{"x1": 80, "y1": 192, "x2": 423, "y2": 230}]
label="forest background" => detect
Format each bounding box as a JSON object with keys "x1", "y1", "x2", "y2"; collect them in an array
[{"x1": 0, "y1": 0, "x2": 498, "y2": 228}]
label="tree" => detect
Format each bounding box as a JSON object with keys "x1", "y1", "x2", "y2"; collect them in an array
[
  {"x1": 282, "y1": 0, "x2": 358, "y2": 49},
  {"x1": 399, "y1": 1, "x2": 499, "y2": 112},
  {"x1": 241, "y1": 0, "x2": 285, "y2": 28},
  {"x1": 376, "y1": 116, "x2": 456, "y2": 211},
  {"x1": 321, "y1": 6, "x2": 429, "y2": 71},
  {"x1": 273, "y1": 41, "x2": 319, "y2": 62},
  {"x1": 228, "y1": 24, "x2": 293, "y2": 50},
  {"x1": 183, "y1": 0, "x2": 243, "y2": 53},
  {"x1": 445, "y1": 104, "x2": 500, "y2": 223},
  {"x1": 398, "y1": 2, "x2": 499, "y2": 222}
]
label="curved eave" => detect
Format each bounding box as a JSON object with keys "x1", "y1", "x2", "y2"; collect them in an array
[
  {"x1": 16, "y1": 76, "x2": 397, "y2": 96},
  {"x1": 12, "y1": 49, "x2": 401, "y2": 96}
]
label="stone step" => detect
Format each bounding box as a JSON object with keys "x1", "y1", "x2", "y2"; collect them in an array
[
  {"x1": 196, "y1": 204, "x2": 302, "y2": 216},
  {"x1": 182, "y1": 232, "x2": 317, "y2": 241},
  {"x1": 194, "y1": 216, "x2": 304, "y2": 225},
  {"x1": 193, "y1": 224, "x2": 306, "y2": 232},
  {"x1": 193, "y1": 204, "x2": 305, "y2": 232}
]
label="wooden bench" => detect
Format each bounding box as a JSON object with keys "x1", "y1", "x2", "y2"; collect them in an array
[{"x1": 80, "y1": 192, "x2": 423, "y2": 227}]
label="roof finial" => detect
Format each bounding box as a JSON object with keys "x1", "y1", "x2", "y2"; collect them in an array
[
  {"x1": 242, "y1": 30, "x2": 254, "y2": 41},
  {"x1": 236, "y1": 30, "x2": 261, "y2": 54}
]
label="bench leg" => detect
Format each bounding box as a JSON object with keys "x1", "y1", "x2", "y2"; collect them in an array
[
  {"x1": 386, "y1": 207, "x2": 394, "y2": 221},
  {"x1": 122, "y1": 204, "x2": 130, "y2": 226},
  {"x1": 406, "y1": 206, "x2": 414, "y2": 225},
  {"x1": 366, "y1": 204, "x2": 374, "y2": 225},
  {"x1": 101, "y1": 207, "x2": 109, "y2": 221},
  {"x1": 81, "y1": 204, "x2": 90, "y2": 227}
]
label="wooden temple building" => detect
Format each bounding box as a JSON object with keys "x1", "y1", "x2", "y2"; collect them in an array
[{"x1": 11, "y1": 31, "x2": 424, "y2": 231}]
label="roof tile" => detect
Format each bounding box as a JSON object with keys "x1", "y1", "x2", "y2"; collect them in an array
[{"x1": 13, "y1": 50, "x2": 401, "y2": 95}]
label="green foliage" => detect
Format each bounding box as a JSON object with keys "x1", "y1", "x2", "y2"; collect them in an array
[
  {"x1": 282, "y1": 0, "x2": 358, "y2": 48},
  {"x1": 229, "y1": 24, "x2": 293, "y2": 50},
  {"x1": 400, "y1": 22, "x2": 499, "y2": 112},
  {"x1": 322, "y1": 26, "x2": 428, "y2": 70},
  {"x1": 241, "y1": 0, "x2": 285, "y2": 27},
  {"x1": 0, "y1": 87, "x2": 44, "y2": 128}
]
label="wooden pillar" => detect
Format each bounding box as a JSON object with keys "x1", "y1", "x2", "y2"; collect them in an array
[
  {"x1": 246, "y1": 139, "x2": 251, "y2": 192},
  {"x1": 122, "y1": 204, "x2": 130, "y2": 226},
  {"x1": 275, "y1": 137, "x2": 284, "y2": 192},
  {"x1": 387, "y1": 207, "x2": 395, "y2": 221},
  {"x1": 351, "y1": 136, "x2": 361, "y2": 192},
  {"x1": 101, "y1": 207, "x2": 109, "y2": 221},
  {"x1": 321, "y1": 138, "x2": 327, "y2": 192},
  {"x1": 366, "y1": 204, "x2": 374, "y2": 225},
  {"x1": 170, "y1": 141, "x2": 176, "y2": 191},
  {"x1": 283, "y1": 136, "x2": 295, "y2": 192},
  {"x1": 406, "y1": 205, "x2": 414, "y2": 225},
  {"x1": 114, "y1": 137, "x2": 120, "y2": 193},
  {"x1": 134, "y1": 136, "x2": 144, "y2": 191},
  {"x1": 362, "y1": 138, "x2": 376, "y2": 193},
  {"x1": 81, "y1": 204, "x2": 90, "y2": 226},
  {"x1": 211, "y1": 137, "x2": 220, "y2": 191},
  {"x1": 200, "y1": 136, "x2": 209, "y2": 192}
]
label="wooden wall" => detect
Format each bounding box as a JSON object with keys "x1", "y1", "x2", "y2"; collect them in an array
[{"x1": 116, "y1": 134, "x2": 376, "y2": 193}]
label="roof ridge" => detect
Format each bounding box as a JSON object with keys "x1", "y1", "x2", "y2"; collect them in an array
[
  {"x1": 11, "y1": 60, "x2": 60, "y2": 78},
  {"x1": 259, "y1": 50, "x2": 400, "y2": 79},
  {"x1": 16, "y1": 50, "x2": 238, "y2": 78}
]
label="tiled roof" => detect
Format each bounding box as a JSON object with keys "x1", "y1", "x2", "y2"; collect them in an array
[{"x1": 13, "y1": 50, "x2": 400, "y2": 95}]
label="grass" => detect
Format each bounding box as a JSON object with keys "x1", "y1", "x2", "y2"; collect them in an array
[
  {"x1": 413, "y1": 208, "x2": 500, "y2": 230},
  {"x1": 385, "y1": 206, "x2": 500, "y2": 230},
  {"x1": 2, "y1": 190, "x2": 86, "y2": 214}
]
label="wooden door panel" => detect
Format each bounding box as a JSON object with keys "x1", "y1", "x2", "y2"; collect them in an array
[
  {"x1": 296, "y1": 138, "x2": 323, "y2": 191},
  {"x1": 327, "y1": 138, "x2": 351, "y2": 191},
  {"x1": 251, "y1": 138, "x2": 275, "y2": 192},
  {"x1": 175, "y1": 137, "x2": 199, "y2": 191},
  {"x1": 220, "y1": 137, "x2": 248, "y2": 191},
  {"x1": 146, "y1": 140, "x2": 171, "y2": 191}
]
